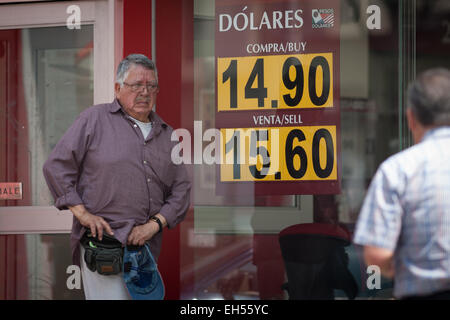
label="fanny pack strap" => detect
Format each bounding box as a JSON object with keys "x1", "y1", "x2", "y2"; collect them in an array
[{"x1": 81, "y1": 231, "x2": 122, "y2": 249}]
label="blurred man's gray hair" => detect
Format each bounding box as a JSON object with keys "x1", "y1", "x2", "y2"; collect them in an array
[
  {"x1": 116, "y1": 54, "x2": 158, "y2": 86},
  {"x1": 407, "y1": 68, "x2": 450, "y2": 126}
]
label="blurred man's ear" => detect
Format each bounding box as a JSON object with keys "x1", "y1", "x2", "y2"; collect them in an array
[
  {"x1": 407, "y1": 107, "x2": 426, "y2": 144},
  {"x1": 406, "y1": 108, "x2": 416, "y2": 132}
]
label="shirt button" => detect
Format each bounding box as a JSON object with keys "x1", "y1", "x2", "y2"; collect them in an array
[
  {"x1": 133, "y1": 124, "x2": 137, "y2": 128},
  {"x1": 143, "y1": 160, "x2": 147, "y2": 164},
  {"x1": 147, "y1": 178, "x2": 151, "y2": 182}
]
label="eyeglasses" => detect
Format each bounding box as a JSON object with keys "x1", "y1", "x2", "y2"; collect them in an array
[{"x1": 123, "y1": 82, "x2": 159, "y2": 93}]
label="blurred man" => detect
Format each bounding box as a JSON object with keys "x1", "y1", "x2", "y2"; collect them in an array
[{"x1": 353, "y1": 68, "x2": 450, "y2": 299}]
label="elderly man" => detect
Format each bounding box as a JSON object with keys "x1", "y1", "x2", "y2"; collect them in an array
[
  {"x1": 43, "y1": 54, "x2": 191, "y2": 299},
  {"x1": 353, "y1": 68, "x2": 450, "y2": 299}
]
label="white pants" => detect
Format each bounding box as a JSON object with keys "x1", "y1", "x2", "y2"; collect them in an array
[{"x1": 80, "y1": 246, "x2": 131, "y2": 300}]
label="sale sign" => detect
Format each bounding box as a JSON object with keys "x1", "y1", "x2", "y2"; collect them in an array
[{"x1": 215, "y1": 0, "x2": 341, "y2": 195}]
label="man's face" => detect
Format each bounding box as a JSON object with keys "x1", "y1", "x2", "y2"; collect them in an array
[{"x1": 115, "y1": 64, "x2": 159, "y2": 122}]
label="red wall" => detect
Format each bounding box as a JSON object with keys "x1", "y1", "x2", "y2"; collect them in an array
[{"x1": 123, "y1": 0, "x2": 152, "y2": 59}]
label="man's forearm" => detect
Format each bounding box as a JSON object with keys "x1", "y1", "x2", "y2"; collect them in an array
[
  {"x1": 364, "y1": 245, "x2": 395, "y2": 278},
  {"x1": 69, "y1": 204, "x2": 88, "y2": 219}
]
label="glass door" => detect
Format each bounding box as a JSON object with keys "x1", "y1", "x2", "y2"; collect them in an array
[
  {"x1": 0, "y1": 0, "x2": 120, "y2": 299},
  {"x1": 0, "y1": 24, "x2": 93, "y2": 301}
]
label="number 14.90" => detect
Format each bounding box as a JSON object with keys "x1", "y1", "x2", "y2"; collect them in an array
[{"x1": 221, "y1": 55, "x2": 331, "y2": 109}]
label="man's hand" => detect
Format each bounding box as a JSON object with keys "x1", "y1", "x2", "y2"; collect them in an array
[
  {"x1": 127, "y1": 214, "x2": 167, "y2": 246},
  {"x1": 127, "y1": 222, "x2": 158, "y2": 246},
  {"x1": 69, "y1": 204, "x2": 114, "y2": 241}
]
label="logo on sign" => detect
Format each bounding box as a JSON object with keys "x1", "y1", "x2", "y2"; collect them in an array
[{"x1": 312, "y1": 9, "x2": 334, "y2": 28}]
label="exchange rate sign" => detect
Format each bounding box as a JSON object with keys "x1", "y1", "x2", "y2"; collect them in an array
[{"x1": 215, "y1": 0, "x2": 341, "y2": 195}]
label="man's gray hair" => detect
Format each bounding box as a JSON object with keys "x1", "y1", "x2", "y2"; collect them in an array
[
  {"x1": 407, "y1": 68, "x2": 450, "y2": 126},
  {"x1": 116, "y1": 54, "x2": 158, "y2": 86}
]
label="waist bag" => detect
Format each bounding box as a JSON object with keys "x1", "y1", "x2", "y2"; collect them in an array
[{"x1": 80, "y1": 231, "x2": 124, "y2": 275}]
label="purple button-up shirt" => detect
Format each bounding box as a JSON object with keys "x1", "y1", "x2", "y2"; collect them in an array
[{"x1": 43, "y1": 99, "x2": 191, "y2": 266}]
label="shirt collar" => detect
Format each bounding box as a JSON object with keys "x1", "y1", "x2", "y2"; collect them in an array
[
  {"x1": 422, "y1": 126, "x2": 450, "y2": 141},
  {"x1": 110, "y1": 99, "x2": 168, "y2": 133},
  {"x1": 109, "y1": 99, "x2": 122, "y2": 113},
  {"x1": 149, "y1": 110, "x2": 168, "y2": 136}
]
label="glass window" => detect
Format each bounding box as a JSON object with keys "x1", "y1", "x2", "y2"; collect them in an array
[{"x1": 181, "y1": 0, "x2": 450, "y2": 300}]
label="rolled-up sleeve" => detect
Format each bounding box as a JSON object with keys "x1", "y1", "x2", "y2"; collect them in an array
[
  {"x1": 159, "y1": 162, "x2": 191, "y2": 228},
  {"x1": 43, "y1": 114, "x2": 91, "y2": 210},
  {"x1": 353, "y1": 161, "x2": 404, "y2": 251}
]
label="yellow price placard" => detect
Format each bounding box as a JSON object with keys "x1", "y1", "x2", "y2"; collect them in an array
[
  {"x1": 217, "y1": 53, "x2": 333, "y2": 111},
  {"x1": 220, "y1": 126, "x2": 337, "y2": 182}
]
